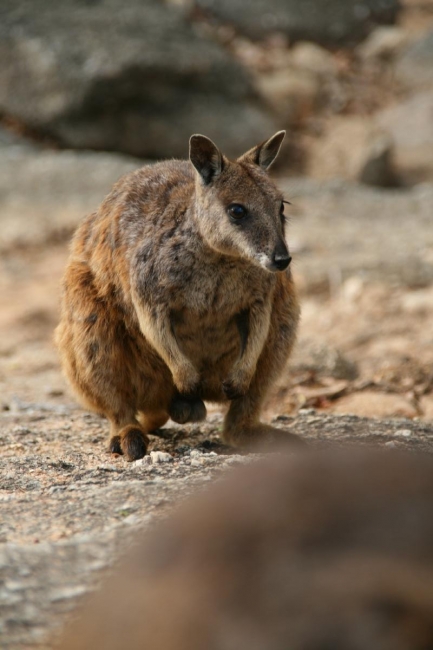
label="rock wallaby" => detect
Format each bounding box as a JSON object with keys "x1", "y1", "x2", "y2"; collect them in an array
[
  {"x1": 55, "y1": 132, "x2": 301, "y2": 460},
  {"x1": 56, "y1": 450, "x2": 433, "y2": 650}
]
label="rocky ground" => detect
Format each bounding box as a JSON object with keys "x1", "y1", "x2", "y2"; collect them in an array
[
  {"x1": 1, "y1": 167, "x2": 433, "y2": 648},
  {"x1": 1, "y1": 1, "x2": 433, "y2": 648},
  {"x1": 2, "y1": 406, "x2": 433, "y2": 649}
]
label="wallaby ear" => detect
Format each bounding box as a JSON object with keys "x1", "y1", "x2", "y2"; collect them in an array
[
  {"x1": 238, "y1": 130, "x2": 286, "y2": 171},
  {"x1": 189, "y1": 134, "x2": 224, "y2": 184}
]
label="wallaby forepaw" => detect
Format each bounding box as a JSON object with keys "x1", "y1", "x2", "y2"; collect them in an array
[
  {"x1": 169, "y1": 395, "x2": 207, "y2": 424},
  {"x1": 222, "y1": 366, "x2": 254, "y2": 400}
]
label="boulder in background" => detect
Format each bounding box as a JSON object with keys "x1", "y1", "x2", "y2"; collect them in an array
[
  {"x1": 0, "y1": 148, "x2": 140, "y2": 250},
  {"x1": 308, "y1": 116, "x2": 396, "y2": 186},
  {"x1": 394, "y1": 29, "x2": 433, "y2": 89},
  {"x1": 0, "y1": 0, "x2": 276, "y2": 159},
  {"x1": 195, "y1": 0, "x2": 401, "y2": 45},
  {"x1": 376, "y1": 90, "x2": 433, "y2": 184}
]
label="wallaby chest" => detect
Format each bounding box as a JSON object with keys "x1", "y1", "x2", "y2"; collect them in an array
[
  {"x1": 137, "y1": 235, "x2": 275, "y2": 376},
  {"x1": 171, "y1": 257, "x2": 274, "y2": 315},
  {"x1": 135, "y1": 219, "x2": 275, "y2": 318}
]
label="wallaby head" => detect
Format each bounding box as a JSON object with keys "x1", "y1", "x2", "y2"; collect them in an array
[{"x1": 189, "y1": 131, "x2": 291, "y2": 272}]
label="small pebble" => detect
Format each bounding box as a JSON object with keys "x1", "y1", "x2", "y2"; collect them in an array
[
  {"x1": 49, "y1": 585, "x2": 88, "y2": 602},
  {"x1": 116, "y1": 503, "x2": 136, "y2": 513},
  {"x1": 133, "y1": 455, "x2": 152, "y2": 467},
  {"x1": 97, "y1": 464, "x2": 118, "y2": 472},
  {"x1": 150, "y1": 451, "x2": 173, "y2": 464},
  {"x1": 48, "y1": 486, "x2": 66, "y2": 494},
  {"x1": 123, "y1": 514, "x2": 140, "y2": 526},
  {"x1": 224, "y1": 455, "x2": 245, "y2": 464},
  {"x1": 12, "y1": 427, "x2": 33, "y2": 435},
  {"x1": 396, "y1": 429, "x2": 412, "y2": 438}
]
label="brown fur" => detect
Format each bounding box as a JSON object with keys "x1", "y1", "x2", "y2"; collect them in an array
[
  {"x1": 55, "y1": 132, "x2": 301, "y2": 460},
  {"x1": 56, "y1": 450, "x2": 433, "y2": 650}
]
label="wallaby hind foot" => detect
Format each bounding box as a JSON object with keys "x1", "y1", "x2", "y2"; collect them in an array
[{"x1": 108, "y1": 424, "x2": 149, "y2": 461}]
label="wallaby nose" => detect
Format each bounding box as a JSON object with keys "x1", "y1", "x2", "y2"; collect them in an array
[{"x1": 272, "y1": 250, "x2": 292, "y2": 271}]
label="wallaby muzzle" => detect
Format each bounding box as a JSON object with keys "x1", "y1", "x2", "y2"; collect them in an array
[{"x1": 270, "y1": 243, "x2": 291, "y2": 272}]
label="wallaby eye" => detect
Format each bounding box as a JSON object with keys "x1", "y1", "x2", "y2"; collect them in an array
[
  {"x1": 280, "y1": 202, "x2": 286, "y2": 224},
  {"x1": 280, "y1": 200, "x2": 291, "y2": 224},
  {"x1": 228, "y1": 203, "x2": 248, "y2": 222}
]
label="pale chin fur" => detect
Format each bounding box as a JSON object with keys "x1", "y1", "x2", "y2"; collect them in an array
[{"x1": 256, "y1": 253, "x2": 273, "y2": 272}]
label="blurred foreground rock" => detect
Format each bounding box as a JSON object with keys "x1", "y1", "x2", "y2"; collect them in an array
[
  {"x1": 0, "y1": 0, "x2": 275, "y2": 158},
  {"x1": 54, "y1": 450, "x2": 433, "y2": 650}
]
